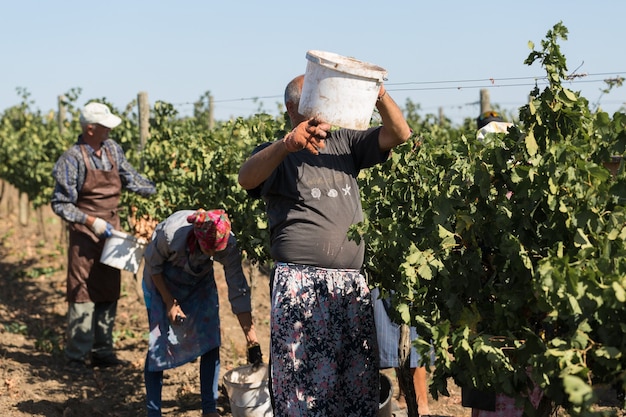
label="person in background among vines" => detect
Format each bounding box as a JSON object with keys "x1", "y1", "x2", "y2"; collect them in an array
[
  {"x1": 476, "y1": 110, "x2": 512, "y2": 141},
  {"x1": 142, "y1": 208, "x2": 262, "y2": 417},
  {"x1": 51, "y1": 102, "x2": 156, "y2": 372},
  {"x1": 462, "y1": 110, "x2": 544, "y2": 417},
  {"x1": 238, "y1": 74, "x2": 412, "y2": 417},
  {"x1": 371, "y1": 287, "x2": 432, "y2": 416}
]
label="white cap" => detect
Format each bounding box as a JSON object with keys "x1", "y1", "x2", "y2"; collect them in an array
[{"x1": 79, "y1": 102, "x2": 122, "y2": 129}]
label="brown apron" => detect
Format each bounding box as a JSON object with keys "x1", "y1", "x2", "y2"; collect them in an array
[{"x1": 67, "y1": 145, "x2": 122, "y2": 303}]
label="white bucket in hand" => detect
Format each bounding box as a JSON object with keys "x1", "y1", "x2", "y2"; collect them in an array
[
  {"x1": 100, "y1": 230, "x2": 147, "y2": 274},
  {"x1": 299, "y1": 50, "x2": 387, "y2": 130},
  {"x1": 223, "y1": 364, "x2": 273, "y2": 417}
]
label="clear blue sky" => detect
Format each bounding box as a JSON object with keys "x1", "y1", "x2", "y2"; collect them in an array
[{"x1": 2, "y1": 1, "x2": 625, "y2": 125}]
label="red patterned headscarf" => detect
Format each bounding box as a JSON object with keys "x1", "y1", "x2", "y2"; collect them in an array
[{"x1": 186, "y1": 209, "x2": 231, "y2": 252}]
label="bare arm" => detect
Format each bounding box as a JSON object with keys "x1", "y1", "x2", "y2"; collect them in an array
[
  {"x1": 236, "y1": 311, "x2": 259, "y2": 346},
  {"x1": 375, "y1": 86, "x2": 413, "y2": 151},
  {"x1": 151, "y1": 273, "x2": 185, "y2": 324},
  {"x1": 238, "y1": 117, "x2": 331, "y2": 190},
  {"x1": 237, "y1": 139, "x2": 290, "y2": 190}
]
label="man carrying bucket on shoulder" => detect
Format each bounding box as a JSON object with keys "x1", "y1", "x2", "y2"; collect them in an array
[
  {"x1": 238, "y1": 51, "x2": 413, "y2": 417},
  {"x1": 51, "y1": 102, "x2": 156, "y2": 373}
]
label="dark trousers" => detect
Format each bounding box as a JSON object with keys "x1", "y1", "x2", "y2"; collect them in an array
[{"x1": 145, "y1": 347, "x2": 220, "y2": 416}]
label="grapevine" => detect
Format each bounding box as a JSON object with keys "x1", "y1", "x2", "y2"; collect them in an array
[{"x1": 0, "y1": 22, "x2": 624, "y2": 416}]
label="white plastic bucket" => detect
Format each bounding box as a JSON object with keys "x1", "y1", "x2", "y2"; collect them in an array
[
  {"x1": 299, "y1": 50, "x2": 387, "y2": 130},
  {"x1": 100, "y1": 230, "x2": 147, "y2": 274},
  {"x1": 223, "y1": 364, "x2": 273, "y2": 417}
]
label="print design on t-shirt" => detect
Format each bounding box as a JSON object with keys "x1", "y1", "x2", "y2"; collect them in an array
[{"x1": 310, "y1": 184, "x2": 354, "y2": 200}]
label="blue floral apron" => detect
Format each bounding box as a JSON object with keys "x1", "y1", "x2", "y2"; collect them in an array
[{"x1": 145, "y1": 260, "x2": 220, "y2": 372}]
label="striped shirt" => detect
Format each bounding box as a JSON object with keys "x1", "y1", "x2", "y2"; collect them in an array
[
  {"x1": 372, "y1": 287, "x2": 422, "y2": 368},
  {"x1": 51, "y1": 136, "x2": 156, "y2": 224}
]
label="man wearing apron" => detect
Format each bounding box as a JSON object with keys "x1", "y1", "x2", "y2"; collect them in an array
[{"x1": 51, "y1": 102, "x2": 156, "y2": 372}]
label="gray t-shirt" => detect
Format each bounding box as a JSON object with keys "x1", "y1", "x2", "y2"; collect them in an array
[{"x1": 251, "y1": 127, "x2": 388, "y2": 269}]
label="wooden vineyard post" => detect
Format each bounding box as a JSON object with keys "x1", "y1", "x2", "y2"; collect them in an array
[
  {"x1": 138, "y1": 91, "x2": 150, "y2": 169},
  {"x1": 57, "y1": 95, "x2": 66, "y2": 135},
  {"x1": 208, "y1": 94, "x2": 215, "y2": 130},
  {"x1": 18, "y1": 192, "x2": 29, "y2": 227},
  {"x1": 480, "y1": 89, "x2": 491, "y2": 114}
]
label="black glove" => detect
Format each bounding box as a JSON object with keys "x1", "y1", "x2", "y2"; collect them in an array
[{"x1": 247, "y1": 343, "x2": 263, "y2": 367}]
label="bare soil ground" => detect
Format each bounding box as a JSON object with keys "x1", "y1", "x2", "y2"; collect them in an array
[{"x1": 0, "y1": 185, "x2": 622, "y2": 417}]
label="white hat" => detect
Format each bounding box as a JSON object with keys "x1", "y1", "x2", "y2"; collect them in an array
[{"x1": 79, "y1": 102, "x2": 122, "y2": 129}]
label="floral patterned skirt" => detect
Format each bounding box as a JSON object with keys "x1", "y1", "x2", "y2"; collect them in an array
[{"x1": 270, "y1": 263, "x2": 379, "y2": 417}]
